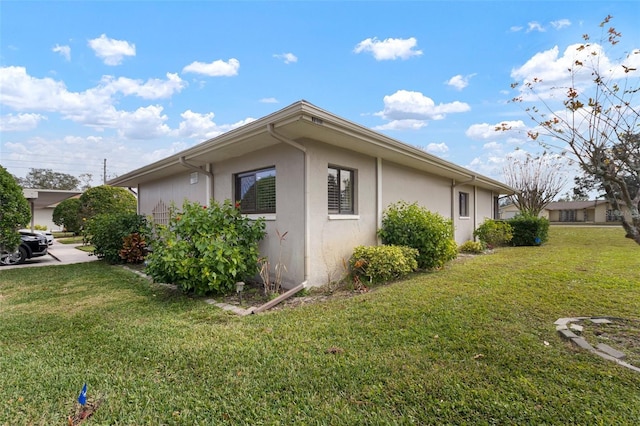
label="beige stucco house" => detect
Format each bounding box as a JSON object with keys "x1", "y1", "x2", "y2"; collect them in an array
[
  {"x1": 22, "y1": 188, "x2": 82, "y2": 231},
  {"x1": 500, "y1": 200, "x2": 627, "y2": 224},
  {"x1": 109, "y1": 101, "x2": 513, "y2": 288}
]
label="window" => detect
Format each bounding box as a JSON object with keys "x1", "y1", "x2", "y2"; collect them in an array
[
  {"x1": 235, "y1": 167, "x2": 276, "y2": 214},
  {"x1": 459, "y1": 192, "x2": 469, "y2": 217},
  {"x1": 328, "y1": 166, "x2": 354, "y2": 214}
]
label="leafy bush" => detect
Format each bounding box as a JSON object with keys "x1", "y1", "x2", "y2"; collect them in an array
[
  {"x1": 0, "y1": 166, "x2": 30, "y2": 252},
  {"x1": 80, "y1": 185, "x2": 137, "y2": 222},
  {"x1": 145, "y1": 200, "x2": 266, "y2": 295},
  {"x1": 508, "y1": 214, "x2": 550, "y2": 246},
  {"x1": 378, "y1": 201, "x2": 458, "y2": 270},
  {"x1": 34, "y1": 224, "x2": 48, "y2": 231},
  {"x1": 458, "y1": 240, "x2": 485, "y2": 254},
  {"x1": 53, "y1": 198, "x2": 82, "y2": 234},
  {"x1": 474, "y1": 219, "x2": 513, "y2": 248},
  {"x1": 84, "y1": 213, "x2": 148, "y2": 263},
  {"x1": 350, "y1": 245, "x2": 418, "y2": 284}
]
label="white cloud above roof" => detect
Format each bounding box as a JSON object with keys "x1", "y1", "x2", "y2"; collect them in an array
[
  {"x1": 259, "y1": 97, "x2": 278, "y2": 104},
  {"x1": 100, "y1": 73, "x2": 186, "y2": 99},
  {"x1": 0, "y1": 113, "x2": 47, "y2": 131},
  {"x1": 466, "y1": 121, "x2": 527, "y2": 140},
  {"x1": 175, "y1": 110, "x2": 255, "y2": 141},
  {"x1": 550, "y1": 19, "x2": 571, "y2": 30},
  {"x1": 182, "y1": 58, "x2": 240, "y2": 77},
  {"x1": 354, "y1": 37, "x2": 422, "y2": 60},
  {"x1": 446, "y1": 74, "x2": 475, "y2": 90},
  {"x1": 425, "y1": 142, "x2": 449, "y2": 154},
  {"x1": 273, "y1": 53, "x2": 298, "y2": 64},
  {"x1": 376, "y1": 90, "x2": 470, "y2": 122},
  {"x1": 88, "y1": 34, "x2": 136, "y2": 66},
  {"x1": 526, "y1": 22, "x2": 545, "y2": 33},
  {"x1": 52, "y1": 44, "x2": 71, "y2": 61}
]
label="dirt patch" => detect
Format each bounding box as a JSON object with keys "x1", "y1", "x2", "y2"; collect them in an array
[{"x1": 581, "y1": 318, "x2": 640, "y2": 367}]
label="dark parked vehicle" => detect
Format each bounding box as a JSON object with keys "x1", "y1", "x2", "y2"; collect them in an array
[{"x1": 0, "y1": 232, "x2": 49, "y2": 266}]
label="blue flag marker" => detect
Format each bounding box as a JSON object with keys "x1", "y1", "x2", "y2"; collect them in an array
[{"x1": 78, "y1": 383, "x2": 87, "y2": 406}]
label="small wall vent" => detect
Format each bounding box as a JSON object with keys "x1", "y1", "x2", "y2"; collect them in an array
[{"x1": 311, "y1": 116, "x2": 324, "y2": 125}]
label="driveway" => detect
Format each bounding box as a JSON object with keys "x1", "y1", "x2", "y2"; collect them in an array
[{"x1": 0, "y1": 240, "x2": 98, "y2": 270}]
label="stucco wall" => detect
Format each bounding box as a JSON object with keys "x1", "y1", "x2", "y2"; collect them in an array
[
  {"x1": 213, "y1": 143, "x2": 305, "y2": 288},
  {"x1": 303, "y1": 140, "x2": 378, "y2": 287},
  {"x1": 380, "y1": 160, "x2": 452, "y2": 217},
  {"x1": 138, "y1": 172, "x2": 209, "y2": 215}
]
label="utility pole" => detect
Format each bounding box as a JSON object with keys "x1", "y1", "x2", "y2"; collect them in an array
[{"x1": 103, "y1": 158, "x2": 107, "y2": 184}]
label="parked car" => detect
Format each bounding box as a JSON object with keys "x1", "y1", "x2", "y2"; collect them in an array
[
  {"x1": 0, "y1": 232, "x2": 49, "y2": 266},
  {"x1": 19, "y1": 229, "x2": 54, "y2": 246}
]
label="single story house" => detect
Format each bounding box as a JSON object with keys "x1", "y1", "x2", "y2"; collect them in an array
[
  {"x1": 22, "y1": 188, "x2": 82, "y2": 231},
  {"x1": 109, "y1": 101, "x2": 513, "y2": 288},
  {"x1": 501, "y1": 200, "x2": 627, "y2": 224}
]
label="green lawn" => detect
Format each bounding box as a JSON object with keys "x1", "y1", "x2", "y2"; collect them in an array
[{"x1": 1, "y1": 226, "x2": 639, "y2": 424}]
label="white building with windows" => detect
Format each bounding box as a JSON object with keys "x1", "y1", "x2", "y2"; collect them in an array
[{"x1": 109, "y1": 101, "x2": 513, "y2": 288}]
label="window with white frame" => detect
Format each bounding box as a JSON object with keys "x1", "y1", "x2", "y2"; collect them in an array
[
  {"x1": 328, "y1": 166, "x2": 355, "y2": 214},
  {"x1": 459, "y1": 191, "x2": 469, "y2": 217},
  {"x1": 235, "y1": 167, "x2": 276, "y2": 214}
]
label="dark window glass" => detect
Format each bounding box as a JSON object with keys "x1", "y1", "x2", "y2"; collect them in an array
[
  {"x1": 459, "y1": 192, "x2": 469, "y2": 217},
  {"x1": 328, "y1": 166, "x2": 354, "y2": 214},
  {"x1": 235, "y1": 167, "x2": 276, "y2": 214}
]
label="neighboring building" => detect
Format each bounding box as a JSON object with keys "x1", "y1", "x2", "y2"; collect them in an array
[
  {"x1": 500, "y1": 199, "x2": 627, "y2": 224},
  {"x1": 22, "y1": 189, "x2": 82, "y2": 231},
  {"x1": 109, "y1": 101, "x2": 513, "y2": 288}
]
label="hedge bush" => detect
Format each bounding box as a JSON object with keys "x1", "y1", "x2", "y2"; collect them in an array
[
  {"x1": 84, "y1": 213, "x2": 148, "y2": 264},
  {"x1": 350, "y1": 245, "x2": 418, "y2": 284},
  {"x1": 458, "y1": 240, "x2": 485, "y2": 254},
  {"x1": 145, "y1": 200, "x2": 266, "y2": 295},
  {"x1": 473, "y1": 219, "x2": 513, "y2": 248},
  {"x1": 508, "y1": 214, "x2": 549, "y2": 246},
  {"x1": 378, "y1": 201, "x2": 458, "y2": 270}
]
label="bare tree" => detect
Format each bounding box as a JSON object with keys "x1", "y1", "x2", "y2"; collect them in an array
[
  {"x1": 504, "y1": 16, "x2": 640, "y2": 244},
  {"x1": 503, "y1": 152, "x2": 567, "y2": 217}
]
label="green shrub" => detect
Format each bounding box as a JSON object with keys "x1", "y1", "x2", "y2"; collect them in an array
[
  {"x1": 350, "y1": 245, "x2": 418, "y2": 284},
  {"x1": 378, "y1": 201, "x2": 458, "y2": 270},
  {"x1": 145, "y1": 200, "x2": 266, "y2": 295},
  {"x1": 53, "y1": 198, "x2": 82, "y2": 234},
  {"x1": 84, "y1": 213, "x2": 148, "y2": 263},
  {"x1": 508, "y1": 214, "x2": 550, "y2": 246},
  {"x1": 458, "y1": 240, "x2": 485, "y2": 254},
  {"x1": 473, "y1": 219, "x2": 513, "y2": 248},
  {"x1": 34, "y1": 224, "x2": 48, "y2": 231}
]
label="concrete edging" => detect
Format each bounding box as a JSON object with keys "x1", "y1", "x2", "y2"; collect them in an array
[{"x1": 555, "y1": 316, "x2": 640, "y2": 373}]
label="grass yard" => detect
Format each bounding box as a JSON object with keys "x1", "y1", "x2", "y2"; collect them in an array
[{"x1": 0, "y1": 226, "x2": 639, "y2": 424}]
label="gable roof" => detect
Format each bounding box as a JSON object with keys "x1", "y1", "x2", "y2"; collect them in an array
[
  {"x1": 544, "y1": 200, "x2": 609, "y2": 210},
  {"x1": 109, "y1": 100, "x2": 513, "y2": 194}
]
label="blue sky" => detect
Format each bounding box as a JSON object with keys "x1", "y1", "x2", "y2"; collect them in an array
[{"x1": 1, "y1": 1, "x2": 639, "y2": 188}]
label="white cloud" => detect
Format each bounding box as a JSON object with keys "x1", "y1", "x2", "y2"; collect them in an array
[
  {"x1": 550, "y1": 19, "x2": 571, "y2": 30},
  {"x1": 510, "y1": 43, "x2": 640, "y2": 100},
  {"x1": 0, "y1": 66, "x2": 182, "y2": 139},
  {"x1": 100, "y1": 73, "x2": 186, "y2": 99},
  {"x1": 483, "y1": 141, "x2": 503, "y2": 151},
  {"x1": 259, "y1": 98, "x2": 278, "y2": 104},
  {"x1": 376, "y1": 90, "x2": 470, "y2": 123},
  {"x1": 466, "y1": 121, "x2": 527, "y2": 141},
  {"x1": 354, "y1": 37, "x2": 422, "y2": 61},
  {"x1": 52, "y1": 44, "x2": 71, "y2": 61},
  {"x1": 273, "y1": 53, "x2": 298, "y2": 64},
  {"x1": 88, "y1": 34, "x2": 136, "y2": 66},
  {"x1": 510, "y1": 26, "x2": 524, "y2": 33},
  {"x1": 425, "y1": 142, "x2": 449, "y2": 154},
  {"x1": 446, "y1": 74, "x2": 475, "y2": 90},
  {"x1": 175, "y1": 110, "x2": 255, "y2": 140},
  {"x1": 0, "y1": 113, "x2": 47, "y2": 131},
  {"x1": 373, "y1": 119, "x2": 427, "y2": 131},
  {"x1": 116, "y1": 105, "x2": 171, "y2": 140},
  {"x1": 526, "y1": 22, "x2": 545, "y2": 33},
  {"x1": 182, "y1": 58, "x2": 240, "y2": 77}
]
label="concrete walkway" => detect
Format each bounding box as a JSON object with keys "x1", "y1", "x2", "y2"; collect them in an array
[{"x1": 0, "y1": 240, "x2": 98, "y2": 270}]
